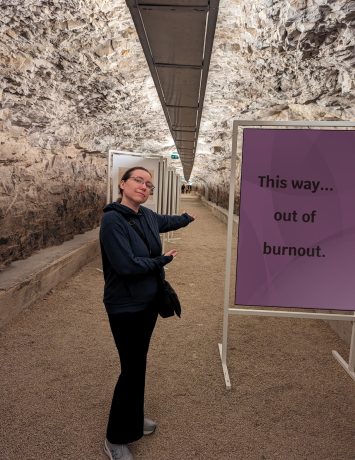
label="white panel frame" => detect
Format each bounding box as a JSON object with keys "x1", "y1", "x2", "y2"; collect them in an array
[
  {"x1": 159, "y1": 158, "x2": 169, "y2": 252},
  {"x1": 167, "y1": 168, "x2": 182, "y2": 242},
  {"x1": 219, "y1": 120, "x2": 355, "y2": 389},
  {"x1": 157, "y1": 158, "x2": 163, "y2": 214},
  {"x1": 176, "y1": 175, "x2": 182, "y2": 214},
  {"x1": 161, "y1": 159, "x2": 169, "y2": 215}
]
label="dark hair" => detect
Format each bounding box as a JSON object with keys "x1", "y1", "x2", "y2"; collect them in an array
[{"x1": 118, "y1": 166, "x2": 152, "y2": 201}]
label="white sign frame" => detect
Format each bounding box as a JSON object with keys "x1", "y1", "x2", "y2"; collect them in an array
[
  {"x1": 219, "y1": 120, "x2": 355, "y2": 389},
  {"x1": 160, "y1": 158, "x2": 169, "y2": 215},
  {"x1": 166, "y1": 167, "x2": 182, "y2": 242}
]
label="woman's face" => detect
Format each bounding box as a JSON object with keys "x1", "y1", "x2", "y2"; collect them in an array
[{"x1": 120, "y1": 169, "x2": 154, "y2": 207}]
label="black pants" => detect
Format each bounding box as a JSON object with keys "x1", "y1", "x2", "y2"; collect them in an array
[{"x1": 106, "y1": 306, "x2": 158, "y2": 444}]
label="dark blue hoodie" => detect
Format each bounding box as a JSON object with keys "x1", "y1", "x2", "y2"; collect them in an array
[{"x1": 100, "y1": 202, "x2": 193, "y2": 314}]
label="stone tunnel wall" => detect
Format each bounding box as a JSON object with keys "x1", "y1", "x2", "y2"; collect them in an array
[
  {"x1": 195, "y1": 181, "x2": 239, "y2": 215},
  {"x1": 193, "y1": 0, "x2": 355, "y2": 209},
  {"x1": 0, "y1": 1, "x2": 127, "y2": 269},
  {"x1": 1, "y1": 0, "x2": 354, "y2": 268},
  {"x1": 0, "y1": 133, "x2": 106, "y2": 270}
]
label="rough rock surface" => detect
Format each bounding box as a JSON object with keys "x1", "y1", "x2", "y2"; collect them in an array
[
  {"x1": 197, "y1": 0, "x2": 355, "y2": 208},
  {"x1": 0, "y1": 0, "x2": 354, "y2": 265},
  {"x1": 0, "y1": 132, "x2": 105, "y2": 268}
]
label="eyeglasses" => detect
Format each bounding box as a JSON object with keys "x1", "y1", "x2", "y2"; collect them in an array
[{"x1": 128, "y1": 176, "x2": 155, "y2": 191}]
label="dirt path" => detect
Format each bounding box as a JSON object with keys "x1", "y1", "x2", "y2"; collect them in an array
[{"x1": 0, "y1": 197, "x2": 354, "y2": 460}]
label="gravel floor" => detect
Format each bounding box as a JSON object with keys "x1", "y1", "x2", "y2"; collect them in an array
[{"x1": 0, "y1": 196, "x2": 354, "y2": 460}]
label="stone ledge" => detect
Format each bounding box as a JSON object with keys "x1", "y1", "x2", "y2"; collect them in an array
[
  {"x1": 200, "y1": 195, "x2": 238, "y2": 226},
  {"x1": 199, "y1": 195, "x2": 353, "y2": 346},
  {"x1": 0, "y1": 228, "x2": 100, "y2": 328}
]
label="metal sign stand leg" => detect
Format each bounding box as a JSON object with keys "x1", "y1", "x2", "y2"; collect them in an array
[
  {"x1": 219, "y1": 313, "x2": 231, "y2": 389},
  {"x1": 168, "y1": 231, "x2": 181, "y2": 242},
  {"x1": 218, "y1": 124, "x2": 238, "y2": 390},
  {"x1": 332, "y1": 313, "x2": 355, "y2": 381}
]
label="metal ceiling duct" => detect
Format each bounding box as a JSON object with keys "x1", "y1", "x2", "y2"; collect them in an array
[{"x1": 125, "y1": 0, "x2": 220, "y2": 180}]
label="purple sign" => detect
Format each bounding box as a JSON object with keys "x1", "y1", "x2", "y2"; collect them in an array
[{"x1": 235, "y1": 128, "x2": 355, "y2": 311}]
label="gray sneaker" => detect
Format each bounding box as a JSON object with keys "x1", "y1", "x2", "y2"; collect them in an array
[
  {"x1": 104, "y1": 439, "x2": 134, "y2": 460},
  {"x1": 143, "y1": 417, "x2": 157, "y2": 435}
]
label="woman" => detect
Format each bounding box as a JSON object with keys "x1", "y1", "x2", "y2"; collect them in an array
[{"x1": 100, "y1": 166, "x2": 195, "y2": 460}]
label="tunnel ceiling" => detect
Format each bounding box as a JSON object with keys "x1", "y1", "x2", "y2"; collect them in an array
[
  {"x1": 0, "y1": 0, "x2": 354, "y2": 185},
  {"x1": 125, "y1": 0, "x2": 219, "y2": 180}
]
